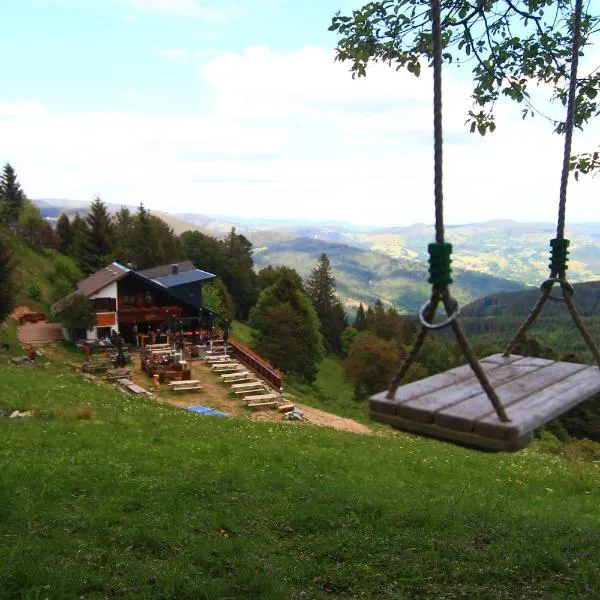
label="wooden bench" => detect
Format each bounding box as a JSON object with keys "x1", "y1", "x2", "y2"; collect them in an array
[
  {"x1": 219, "y1": 371, "x2": 255, "y2": 383},
  {"x1": 233, "y1": 383, "x2": 266, "y2": 395},
  {"x1": 212, "y1": 364, "x2": 241, "y2": 372},
  {"x1": 82, "y1": 361, "x2": 110, "y2": 373},
  {"x1": 116, "y1": 378, "x2": 152, "y2": 396},
  {"x1": 231, "y1": 381, "x2": 265, "y2": 389},
  {"x1": 169, "y1": 379, "x2": 203, "y2": 393},
  {"x1": 244, "y1": 393, "x2": 280, "y2": 404},
  {"x1": 146, "y1": 344, "x2": 171, "y2": 350},
  {"x1": 221, "y1": 370, "x2": 251, "y2": 380},
  {"x1": 247, "y1": 401, "x2": 279, "y2": 411}
]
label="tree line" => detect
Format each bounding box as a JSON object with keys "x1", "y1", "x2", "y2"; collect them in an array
[{"x1": 0, "y1": 162, "x2": 461, "y2": 398}]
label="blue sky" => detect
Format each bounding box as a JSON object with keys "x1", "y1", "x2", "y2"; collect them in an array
[{"x1": 0, "y1": 0, "x2": 598, "y2": 226}]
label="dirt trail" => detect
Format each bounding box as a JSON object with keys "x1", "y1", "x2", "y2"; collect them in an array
[{"x1": 128, "y1": 356, "x2": 373, "y2": 435}]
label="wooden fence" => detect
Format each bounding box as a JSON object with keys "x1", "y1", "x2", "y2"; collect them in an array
[{"x1": 228, "y1": 338, "x2": 283, "y2": 390}]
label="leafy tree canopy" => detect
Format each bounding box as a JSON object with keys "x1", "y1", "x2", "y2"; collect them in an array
[
  {"x1": 52, "y1": 292, "x2": 95, "y2": 334},
  {"x1": 330, "y1": 0, "x2": 600, "y2": 147}
]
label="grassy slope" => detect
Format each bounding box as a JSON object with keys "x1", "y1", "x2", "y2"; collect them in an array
[
  {"x1": 2, "y1": 355, "x2": 600, "y2": 599},
  {"x1": 10, "y1": 236, "x2": 82, "y2": 312}
]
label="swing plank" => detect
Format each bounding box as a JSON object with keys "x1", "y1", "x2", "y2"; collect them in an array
[{"x1": 370, "y1": 354, "x2": 600, "y2": 452}]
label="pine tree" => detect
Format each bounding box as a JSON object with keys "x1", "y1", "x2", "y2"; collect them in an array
[
  {"x1": 0, "y1": 163, "x2": 26, "y2": 231},
  {"x1": 55, "y1": 214, "x2": 73, "y2": 254},
  {"x1": 70, "y1": 213, "x2": 96, "y2": 273},
  {"x1": 220, "y1": 228, "x2": 258, "y2": 320},
  {"x1": 113, "y1": 207, "x2": 134, "y2": 264},
  {"x1": 130, "y1": 204, "x2": 154, "y2": 269},
  {"x1": 306, "y1": 253, "x2": 347, "y2": 352},
  {"x1": 249, "y1": 271, "x2": 324, "y2": 381},
  {"x1": 0, "y1": 231, "x2": 16, "y2": 323},
  {"x1": 85, "y1": 196, "x2": 115, "y2": 271},
  {"x1": 354, "y1": 303, "x2": 367, "y2": 331}
]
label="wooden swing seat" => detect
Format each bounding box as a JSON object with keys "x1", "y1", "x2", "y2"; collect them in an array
[{"x1": 370, "y1": 354, "x2": 600, "y2": 452}]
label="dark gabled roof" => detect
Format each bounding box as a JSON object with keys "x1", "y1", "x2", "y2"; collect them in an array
[
  {"x1": 136, "y1": 261, "x2": 196, "y2": 279},
  {"x1": 76, "y1": 262, "x2": 130, "y2": 297},
  {"x1": 152, "y1": 269, "x2": 216, "y2": 289}
]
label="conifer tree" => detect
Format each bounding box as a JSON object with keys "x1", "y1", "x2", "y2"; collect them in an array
[
  {"x1": 0, "y1": 231, "x2": 15, "y2": 323},
  {"x1": 55, "y1": 213, "x2": 73, "y2": 255},
  {"x1": 112, "y1": 207, "x2": 133, "y2": 264},
  {"x1": 0, "y1": 163, "x2": 25, "y2": 231},
  {"x1": 250, "y1": 271, "x2": 324, "y2": 381},
  {"x1": 85, "y1": 196, "x2": 114, "y2": 271},
  {"x1": 354, "y1": 303, "x2": 368, "y2": 331},
  {"x1": 306, "y1": 253, "x2": 347, "y2": 352},
  {"x1": 130, "y1": 204, "x2": 154, "y2": 269},
  {"x1": 70, "y1": 213, "x2": 96, "y2": 273},
  {"x1": 221, "y1": 228, "x2": 258, "y2": 320}
]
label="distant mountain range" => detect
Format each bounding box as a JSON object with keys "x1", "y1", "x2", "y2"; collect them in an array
[{"x1": 34, "y1": 198, "x2": 600, "y2": 313}]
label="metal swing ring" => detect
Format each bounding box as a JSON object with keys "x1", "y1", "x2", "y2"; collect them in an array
[
  {"x1": 419, "y1": 298, "x2": 460, "y2": 330},
  {"x1": 540, "y1": 277, "x2": 575, "y2": 303}
]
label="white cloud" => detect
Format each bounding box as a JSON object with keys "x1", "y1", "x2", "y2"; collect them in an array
[{"x1": 1, "y1": 45, "x2": 598, "y2": 227}]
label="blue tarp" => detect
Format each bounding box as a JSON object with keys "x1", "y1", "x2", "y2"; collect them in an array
[{"x1": 187, "y1": 405, "x2": 227, "y2": 417}]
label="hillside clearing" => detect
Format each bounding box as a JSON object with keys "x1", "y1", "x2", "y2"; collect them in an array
[{"x1": 1, "y1": 352, "x2": 600, "y2": 599}]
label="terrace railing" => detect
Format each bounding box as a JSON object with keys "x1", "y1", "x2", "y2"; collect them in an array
[{"x1": 228, "y1": 338, "x2": 283, "y2": 391}]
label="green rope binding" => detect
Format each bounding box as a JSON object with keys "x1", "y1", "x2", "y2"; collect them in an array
[
  {"x1": 428, "y1": 242, "x2": 453, "y2": 285},
  {"x1": 549, "y1": 238, "x2": 570, "y2": 274}
]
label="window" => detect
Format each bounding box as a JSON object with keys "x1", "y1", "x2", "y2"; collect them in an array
[{"x1": 93, "y1": 297, "x2": 117, "y2": 312}]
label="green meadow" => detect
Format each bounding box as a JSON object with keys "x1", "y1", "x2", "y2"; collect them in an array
[{"x1": 1, "y1": 347, "x2": 600, "y2": 599}]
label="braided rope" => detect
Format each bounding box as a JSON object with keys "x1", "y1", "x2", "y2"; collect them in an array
[
  {"x1": 432, "y1": 0, "x2": 444, "y2": 244},
  {"x1": 557, "y1": 0, "x2": 583, "y2": 243},
  {"x1": 387, "y1": 0, "x2": 508, "y2": 420},
  {"x1": 504, "y1": 0, "x2": 600, "y2": 368}
]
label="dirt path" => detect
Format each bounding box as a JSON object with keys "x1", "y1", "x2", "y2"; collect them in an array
[
  {"x1": 11, "y1": 305, "x2": 63, "y2": 345},
  {"x1": 128, "y1": 357, "x2": 373, "y2": 435}
]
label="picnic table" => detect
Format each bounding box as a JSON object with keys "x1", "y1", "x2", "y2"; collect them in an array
[{"x1": 168, "y1": 379, "x2": 203, "y2": 393}]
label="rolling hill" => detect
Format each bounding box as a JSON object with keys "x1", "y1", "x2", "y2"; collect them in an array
[
  {"x1": 34, "y1": 199, "x2": 600, "y2": 312},
  {"x1": 253, "y1": 237, "x2": 524, "y2": 313}
]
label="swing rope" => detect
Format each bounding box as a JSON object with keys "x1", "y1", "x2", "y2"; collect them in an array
[
  {"x1": 387, "y1": 0, "x2": 509, "y2": 423},
  {"x1": 503, "y1": 0, "x2": 600, "y2": 368}
]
